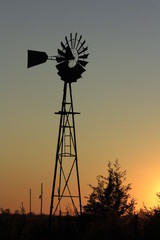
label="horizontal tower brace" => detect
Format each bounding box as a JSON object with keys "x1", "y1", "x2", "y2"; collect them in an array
[
  {"x1": 55, "y1": 111, "x2": 80, "y2": 115},
  {"x1": 54, "y1": 195, "x2": 80, "y2": 198}
]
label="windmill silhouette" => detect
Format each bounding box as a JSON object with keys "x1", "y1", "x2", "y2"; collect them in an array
[{"x1": 27, "y1": 33, "x2": 89, "y2": 227}]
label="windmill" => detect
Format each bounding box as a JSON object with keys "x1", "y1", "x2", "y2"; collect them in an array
[{"x1": 27, "y1": 33, "x2": 89, "y2": 225}]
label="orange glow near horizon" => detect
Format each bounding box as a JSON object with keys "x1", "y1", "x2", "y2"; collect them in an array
[{"x1": 2, "y1": 155, "x2": 160, "y2": 215}]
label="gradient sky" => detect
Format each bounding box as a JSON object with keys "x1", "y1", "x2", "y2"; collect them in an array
[{"x1": 1, "y1": 0, "x2": 160, "y2": 214}]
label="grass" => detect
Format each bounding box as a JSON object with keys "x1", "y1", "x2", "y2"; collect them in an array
[{"x1": 1, "y1": 211, "x2": 160, "y2": 240}]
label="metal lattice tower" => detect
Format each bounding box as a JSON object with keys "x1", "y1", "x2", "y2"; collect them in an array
[{"x1": 49, "y1": 81, "x2": 82, "y2": 218}]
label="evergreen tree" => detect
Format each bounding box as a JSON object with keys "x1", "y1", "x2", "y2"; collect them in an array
[{"x1": 83, "y1": 159, "x2": 135, "y2": 216}]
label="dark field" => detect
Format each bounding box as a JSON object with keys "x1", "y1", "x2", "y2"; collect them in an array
[{"x1": 1, "y1": 212, "x2": 160, "y2": 240}]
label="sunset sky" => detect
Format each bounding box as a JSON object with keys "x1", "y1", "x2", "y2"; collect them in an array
[{"x1": 1, "y1": 0, "x2": 160, "y2": 214}]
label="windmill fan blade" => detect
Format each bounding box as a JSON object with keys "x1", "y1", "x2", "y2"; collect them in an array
[
  {"x1": 56, "y1": 62, "x2": 70, "y2": 79},
  {"x1": 56, "y1": 62, "x2": 78, "y2": 81},
  {"x1": 58, "y1": 49, "x2": 66, "y2": 57},
  {"x1": 61, "y1": 41, "x2": 66, "y2": 50},
  {"x1": 76, "y1": 63, "x2": 86, "y2": 74},
  {"x1": 56, "y1": 61, "x2": 67, "y2": 71},
  {"x1": 65, "y1": 46, "x2": 74, "y2": 60},
  {"x1": 78, "y1": 54, "x2": 89, "y2": 59},
  {"x1": 70, "y1": 68, "x2": 81, "y2": 79},
  {"x1": 65, "y1": 36, "x2": 69, "y2": 47},
  {"x1": 73, "y1": 33, "x2": 77, "y2": 48},
  {"x1": 27, "y1": 50, "x2": 48, "y2": 68},
  {"x1": 77, "y1": 60, "x2": 88, "y2": 67},
  {"x1": 70, "y1": 33, "x2": 73, "y2": 48},
  {"x1": 76, "y1": 35, "x2": 82, "y2": 49},
  {"x1": 78, "y1": 46, "x2": 88, "y2": 55},
  {"x1": 77, "y1": 40, "x2": 86, "y2": 51}
]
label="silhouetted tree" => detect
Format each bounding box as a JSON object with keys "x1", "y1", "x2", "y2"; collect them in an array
[
  {"x1": 150, "y1": 192, "x2": 160, "y2": 214},
  {"x1": 83, "y1": 159, "x2": 135, "y2": 216},
  {"x1": 156, "y1": 192, "x2": 160, "y2": 205}
]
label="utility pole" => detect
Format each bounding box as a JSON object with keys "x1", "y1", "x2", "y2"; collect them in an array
[
  {"x1": 29, "y1": 188, "x2": 31, "y2": 214},
  {"x1": 39, "y1": 183, "x2": 43, "y2": 215}
]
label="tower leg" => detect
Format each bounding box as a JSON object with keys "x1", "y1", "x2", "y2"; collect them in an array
[{"x1": 69, "y1": 83, "x2": 82, "y2": 214}]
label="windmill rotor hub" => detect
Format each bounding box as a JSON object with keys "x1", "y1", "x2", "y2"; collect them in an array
[{"x1": 68, "y1": 48, "x2": 78, "y2": 68}]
